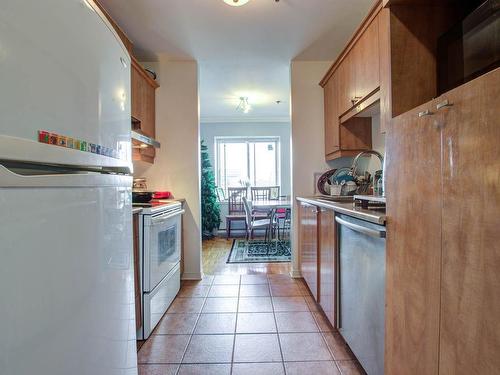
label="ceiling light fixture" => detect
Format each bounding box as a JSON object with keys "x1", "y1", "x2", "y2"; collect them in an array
[
  {"x1": 223, "y1": 0, "x2": 251, "y2": 6},
  {"x1": 237, "y1": 97, "x2": 251, "y2": 113}
]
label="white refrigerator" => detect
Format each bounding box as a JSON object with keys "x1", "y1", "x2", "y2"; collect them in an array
[{"x1": 0, "y1": 1, "x2": 137, "y2": 374}]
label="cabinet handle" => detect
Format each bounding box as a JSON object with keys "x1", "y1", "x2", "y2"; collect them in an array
[
  {"x1": 351, "y1": 96, "x2": 363, "y2": 105},
  {"x1": 436, "y1": 99, "x2": 453, "y2": 111},
  {"x1": 418, "y1": 110, "x2": 433, "y2": 117}
]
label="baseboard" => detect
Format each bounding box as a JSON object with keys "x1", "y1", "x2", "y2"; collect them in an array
[
  {"x1": 181, "y1": 272, "x2": 203, "y2": 281},
  {"x1": 289, "y1": 269, "x2": 302, "y2": 278}
]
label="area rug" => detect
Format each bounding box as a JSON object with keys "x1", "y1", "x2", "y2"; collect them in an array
[{"x1": 227, "y1": 239, "x2": 291, "y2": 263}]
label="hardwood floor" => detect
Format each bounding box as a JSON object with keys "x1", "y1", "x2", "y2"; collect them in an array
[
  {"x1": 202, "y1": 237, "x2": 291, "y2": 276},
  {"x1": 137, "y1": 238, "x2": 365, "y2": 374}
]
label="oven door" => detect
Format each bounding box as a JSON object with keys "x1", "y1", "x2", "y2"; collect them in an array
[{"x1": 143, "y1": 209, "x2": 184, "y2": 292}]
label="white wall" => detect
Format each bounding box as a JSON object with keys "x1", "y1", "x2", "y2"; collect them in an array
[
  {"x1": 134, "y1": 57, "x2": 203, "y2": 280},
  {"x1": 290, "y1": 61, "x2": 352, "y2": 277}
]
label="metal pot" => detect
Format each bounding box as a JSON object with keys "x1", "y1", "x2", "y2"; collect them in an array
[{"x1": 132, "y1": 191, "x2": 153, "y2": 203}]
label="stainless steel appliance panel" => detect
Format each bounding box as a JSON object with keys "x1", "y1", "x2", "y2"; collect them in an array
[{"x1": 336, "y1": 214, "x2": 386, "y2": 375}]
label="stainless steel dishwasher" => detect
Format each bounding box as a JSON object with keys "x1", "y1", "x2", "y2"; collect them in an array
[{"x1": 336, "y1": 214, "x2": 386, "y2": 375}]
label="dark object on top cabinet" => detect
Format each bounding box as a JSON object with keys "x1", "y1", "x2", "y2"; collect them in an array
[{"x1": 437, "y1": 0, "x2": 500, "y2": 95}]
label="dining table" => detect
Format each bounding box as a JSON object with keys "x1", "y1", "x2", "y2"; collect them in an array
[
  {"x1": 249, "y1": 199, "x2": 292, "y2": 247},
  {"x1": 250, "y1": 198, "x2": 292, "y2": 210}
]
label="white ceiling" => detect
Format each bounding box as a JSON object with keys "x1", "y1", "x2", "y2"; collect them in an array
[{"x1": 99, "y1": 0, "x2": 375, "y2": 122}]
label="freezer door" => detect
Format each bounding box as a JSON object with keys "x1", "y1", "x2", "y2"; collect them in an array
[
  {"x1": 0, "y1": 0, "x2": 131, "y2": 169},
  {"x1": 0, "y1": 168, "x2": 137, "y2": 375}
]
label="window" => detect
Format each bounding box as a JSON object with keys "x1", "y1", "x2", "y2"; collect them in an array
[{"x1": 215, "y1": 137, "x2": 280, "y2": 193}]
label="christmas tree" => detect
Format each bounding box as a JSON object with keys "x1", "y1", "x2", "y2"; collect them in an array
[{"x1": 200, "y1": 140, "x2": 221, "y2": 239}]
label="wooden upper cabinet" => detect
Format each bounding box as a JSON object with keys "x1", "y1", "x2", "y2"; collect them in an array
[
  {"x1": 131, "y1": 58, "x2": 159, "y2": 163},
  {"x1": 328, "y1": 8, "x2": 382, "y2": 117},
  {"x1": 324, "y1": 74, "x2": 340, "y2": 156},
  {"x1": 337, "y1": 52, "x2": 357, "y2": 115},
  {"x1": 438, "y1": 69, "x2": 500, "y2": 375},
  {"x1": 131, "y1": 64, "x2": 142, "y2": 122},
  {"x1": 353, "y1": 15, "x2": 380, "y2": 100}
]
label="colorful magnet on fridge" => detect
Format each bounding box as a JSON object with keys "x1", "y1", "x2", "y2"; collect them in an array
[
  {"x1": 38, "y1": 131, "x2": 49, "y2": 144},
  {"x1": 49, "y1": 133, "x2": 58, "y2": 145}
]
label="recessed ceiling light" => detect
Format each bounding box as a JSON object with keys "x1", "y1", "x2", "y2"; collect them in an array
[{"x1": 223, "y1": 0, "x2": 251, "y2": 7}]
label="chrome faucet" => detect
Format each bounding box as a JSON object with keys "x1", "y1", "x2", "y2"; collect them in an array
[
  {"x1": 350, "y1": 150, "x2": 384, "y2": 177},
  {"x1": 349, "y1": 150, "x2": 385, "y2": 196}
]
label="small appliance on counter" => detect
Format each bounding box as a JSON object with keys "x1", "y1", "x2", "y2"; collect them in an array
[
  {"x1": 354, "y1": 195, "x2": 386, "y2": 209},
  {"x1": 132, "y1": 178, "x2": 173, "y2": 203}
]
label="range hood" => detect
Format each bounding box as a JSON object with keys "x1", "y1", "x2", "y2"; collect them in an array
[{"x1": 131, "y1": 130, "x2": 161, "y2": 149}]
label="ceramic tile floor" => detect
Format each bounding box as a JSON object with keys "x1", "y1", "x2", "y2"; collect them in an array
[{"x1": 138, "y1": 273, "x2": 365, "y2": 375}]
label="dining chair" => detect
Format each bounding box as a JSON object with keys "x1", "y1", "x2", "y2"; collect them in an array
[
  {"x1": 279, "y1": 208, "x2": 292, "y2": 240},
  {"x1": 269, "y1": 186, "x2": 280, "y2": 200},
  {"x1": 251, "y1": 186, "x2": 272, "y2": 201},
  {"x1": 226, "y1": 187, "x2": 248, "y2": 239},
  {"x1": 215, "y1": 187, "x2": 226, "y2": 202},
  {"x1": 242, "y1": 197, "x2": 274, "y2": 241}
]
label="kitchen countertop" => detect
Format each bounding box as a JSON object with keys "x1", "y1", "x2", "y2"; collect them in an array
[
  {"x1": 296, "y1": 196, "x2": 386, "y2": 225},
  {"x1": 132, "y1": 198, "x2": 185, "y2": 216}
]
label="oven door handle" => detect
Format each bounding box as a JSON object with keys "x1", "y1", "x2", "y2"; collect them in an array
[
  {"x1": 335, "y1": 216, "x2": 386, "y2": 238},
  {"x1": 151, "y1": 209, "x2": 185, "y2": 225}
]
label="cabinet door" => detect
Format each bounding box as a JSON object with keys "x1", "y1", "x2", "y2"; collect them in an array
[
  {"x1": 337, "y1": 52, "x2": 357, "y2": 115},
  {"x1": 141, "y1": 83, "x2": 156, "y2": 138},
  {"x1": 131, "y1": 65, "x2": 142, "y2": 121},
  {"x1": 385, "y1": 100, "x2": 442, "y2": 375},
  {"x1": 353, "y1": 14, "x2": 380, "y2": 100},
  {"x1": 438, "y1": 69, "x2": 500, "y2": 375},
  {"x1": 299, "y1": 203, "x2": 319, "y2": 301},
  {"x1": 133, "y1": 214, "x2": 142, "y2": 331},
  {"x1": 324, "y1": 74, "x2": 340, "y2": 156},
  {"x1": 319, "y1": 208, "x2": 336, "y2": 326}
]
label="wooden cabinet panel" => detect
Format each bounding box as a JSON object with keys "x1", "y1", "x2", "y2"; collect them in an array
[
  {"x1": 131, "y1": 58, "x2": 158, "y2": 163},
  {"x1": 299, "y1": 202, "x2": 319, "y2": 301},
  {"x1": 324, "y1": 72, "x2": 372, "y2": 161},
  {"x1": 339, "y1": 117, "x2": 372, "y2": 151},
  {"x1": 131, "y1": 65, "x2": 142, "y2": 121},
  {"x1": 324, "y1": 73, "x2": 340, "y2": 156},
  {"x1": 133, "y1": 214, "x2": 142, "y2": 331},
  {"x1": 319, "y1": 208, "x2": 336, "y2": 326},
  {"x1": 379, "y1": 7, "x2": 391, "y2": 134},
  {"x1": 385, "y1": 99, "x2": 442, "y2": 375},
  {"x1": 337, "y1": 52, "x2": 357, "y2": 115},
  {"x1": 353, "y1": 14, "x2": 380, "y2": 100},
  {"x1": 438, "y1": 69, "x2": 500, "y2": 375}
]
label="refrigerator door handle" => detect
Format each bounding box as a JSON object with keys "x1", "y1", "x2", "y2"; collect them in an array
[{"x1": 0, "y1": 164, "x2": 132, "y2": 188}]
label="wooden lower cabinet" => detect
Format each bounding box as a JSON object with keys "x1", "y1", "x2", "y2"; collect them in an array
[
  {"x1": 385, "y1": 98, "x2": 442, "y2": 375},
  {"x1": 438, "y1": 69, "x2": 500, "y2": 375},
  {"x1": 298, "y1": 201, "x2": 337, "y2": 327},
  {"x1": 318, "y1": 208, "x2": 336, "y2": 326},
  {"x1": 385, "y1": 69, "x2": 500, "y2": 374},
  {"x1": 299, "y1": 202, "x2": 319, "y2": 301}
]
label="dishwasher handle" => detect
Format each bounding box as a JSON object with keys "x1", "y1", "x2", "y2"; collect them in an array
[{"x1": 335, "y1": 216, "x2": 386, "y2": 238}]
